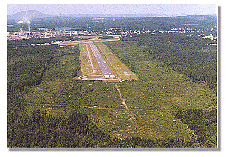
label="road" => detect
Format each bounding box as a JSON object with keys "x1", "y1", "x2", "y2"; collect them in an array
[{"x1": 88, "y1": 41, "x2": 115, "y2": 78}]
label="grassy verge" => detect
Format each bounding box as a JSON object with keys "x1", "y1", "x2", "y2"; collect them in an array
[{"x1": 79, "y1": 43, "x2": 102, "y2": 78}]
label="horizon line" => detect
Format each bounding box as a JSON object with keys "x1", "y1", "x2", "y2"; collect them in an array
[{"x1": 7, "y1": 9, "x2": 217, "y2": 16}]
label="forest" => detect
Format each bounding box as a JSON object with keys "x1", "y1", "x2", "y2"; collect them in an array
[
  {"x1": 7, "y1": 29, "x2": 217, "y2": 148},
  {"x1": 121, "y1": 33, "x2": 217, "y2": 92},
  {"x1": 104, "y1": 37, "x2": 217, "y2": 148}
]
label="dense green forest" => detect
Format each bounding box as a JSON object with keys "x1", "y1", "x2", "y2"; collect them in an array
[
  {"x1": 7, "y1": 33, "x2": 217, "y2": 148},
  {"x1": 104, "y1": 38, "x2": 217, "y2": 148},
  {"x1": 121, "y1": 33, "x2": 217, "y2": 92},
  {"x1": 7, "y1": 41, "x2": 115, "y2": 148}
]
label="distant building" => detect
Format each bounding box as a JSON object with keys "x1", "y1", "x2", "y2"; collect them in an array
[
  {"x1": 103, "y1": 75, "x2": 115, "y2": 79},
  {"x1": 203, "y1": 34, "x2": 215, "y2": 40}
]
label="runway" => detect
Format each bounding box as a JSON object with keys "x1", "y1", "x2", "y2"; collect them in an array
[{"x1": 88, "y1": 41, "x2": 115, "y2": 78}]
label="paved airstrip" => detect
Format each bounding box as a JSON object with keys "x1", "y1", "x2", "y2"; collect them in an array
[{"x1": 88, "y1": 41, "x2": 115, "y2": 79}]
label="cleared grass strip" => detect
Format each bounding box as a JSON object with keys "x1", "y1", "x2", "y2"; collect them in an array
[{"x1": 79, "y1": 43, "x2": 102, "y2": 78}]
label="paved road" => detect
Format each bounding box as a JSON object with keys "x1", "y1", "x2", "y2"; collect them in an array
[{"x1": 88, "y1": 41, "x2": 115, "y2": 78}]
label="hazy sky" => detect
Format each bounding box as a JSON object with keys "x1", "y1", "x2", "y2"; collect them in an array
[{"x1": 7, "y1": 4, "x2": 217, "y2": 16}]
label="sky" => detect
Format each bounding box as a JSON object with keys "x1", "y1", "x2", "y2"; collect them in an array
[{"x1": 7, "y1": 4, "x2": 217, "y2": 16}]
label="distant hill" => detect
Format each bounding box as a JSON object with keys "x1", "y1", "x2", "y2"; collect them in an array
[
  {"x1": 7, "y1": 10, "x2": 174, "y2": 20},
  {"x1": 54, "y1": 13, "x2": 217, "y2": 18},
  {"x1": 65, "y1": 13, "x2": 175, "y2": 18},
  {"x1": 8, "y1": 10, "x2": 217, "y2": 21},
  {"x1": 7, "y1": 10, "x2": 51, "y2": 22}
]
